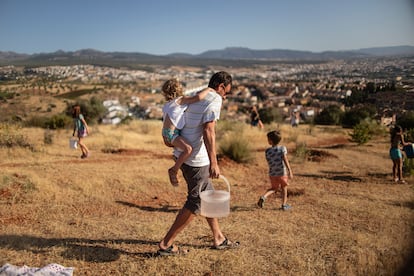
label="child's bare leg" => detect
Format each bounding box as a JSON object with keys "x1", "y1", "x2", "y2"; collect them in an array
[
  {"x1": 281, "y1": 185, "x2": 288, "y2": 205},
  {"x1": 262, "y1": 189, "x2": 276, "y2": 199},
  {"x1": 171, "y1": 136, "x2": 192, "y2": 172},
  {"x1": 396, "y1": 158, "x2": 404, "y2": 182},
  {"x1": 78, "y1": 137, "x2": 89, "y2": 157},
  {"x1": 258, "y1": 188, "x2": 275, "y2": 208},
  {"x1": 168, "y1": 136, "x2": 192, "y2": 186},
  {"x1": 392, "y1": 160, "x2": 398, "y2": 181}
]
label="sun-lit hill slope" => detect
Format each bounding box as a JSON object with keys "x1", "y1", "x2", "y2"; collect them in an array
[{"x1": 0, "y1": 121, "x2": 413, "y2": 275}]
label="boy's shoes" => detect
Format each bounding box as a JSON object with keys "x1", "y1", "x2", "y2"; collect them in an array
[
  {"x1": 257, "y1": 197, "x2": 292, "y2": 210},
  {"x1": 281, "y1": 204, "x2": 292, "y2": 211},
  {"x1": 257, "y1": 196, "x2": 265, "y2": 208}
]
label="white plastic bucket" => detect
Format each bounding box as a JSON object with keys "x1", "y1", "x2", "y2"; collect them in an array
[
  {"x1": 69, "y1": 138, "x2": 78, "y2": 149},
  {"x1": 199, "y1": 175, "x2": 230, "y2": 218}
]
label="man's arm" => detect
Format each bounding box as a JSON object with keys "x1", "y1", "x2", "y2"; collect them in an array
[{"x1": 203, "y1": 120, "x2": 220, "y2": 178}]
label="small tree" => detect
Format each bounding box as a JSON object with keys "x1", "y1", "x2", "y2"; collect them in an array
[
  {"x1": 314, "y1": 105, "x2": 344, "y2": 125},
  {"x1": 258, "y1": 107, "x2": 283, "y2": 124},
  {"x1": 349, "y1": 123, "x2": 371, "y2": 145},
  {"x1": 65, "y1": 96, "x2": 106, "y2": 124},
  {"x1": 397, "y1": 111, "x2": 414, "y2": 131},
  {"x1": 348, "y1": 119, "x2": 386, "y2": 145},
  {"x1": 342, "y1": 105, "x2": 376, "y2": 128}
]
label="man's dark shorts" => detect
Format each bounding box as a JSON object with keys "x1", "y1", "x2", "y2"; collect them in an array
[{"x1": 181, "y1": 163, "x2": 213, "y2": 214}]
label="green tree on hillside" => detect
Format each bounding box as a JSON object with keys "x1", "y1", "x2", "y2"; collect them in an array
[
  {"x1": 342, "y1": 105, "x2": 376, "y2": 128},
  {"x1": 314, "y1": 105, "x2": 343, "y2": 125},
  {"x1": 258, "y1": 107, "x2": 283, "y2": 124},
  {"x1": 397, "y1": 111, "x2": 414, "y2": 131},
  {"x1": 65, "y1": 96, "x2": 106, "y2": 124}
]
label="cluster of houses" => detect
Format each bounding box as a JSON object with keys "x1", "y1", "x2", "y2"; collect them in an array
[
  {"x1": 101, "y1": 97, "x2": 139, "y2": 125},
  {"x1": 99, "y1": 79, "x2": 412, "y2": 129},
  {"x1": 99, "y1": 83, "x2": 316, "y2": 126}
]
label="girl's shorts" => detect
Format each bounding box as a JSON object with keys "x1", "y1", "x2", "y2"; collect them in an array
[
  {"x1": 162, "y1": 128, "x2": 180, "y2": 144},
  {"x1": 269, "y1": 175, "x2": 289, "y2": 189},
  {"x1": 389, "y1": 148, "x2": 402, "y2": 160},
  {"x1": 78, "y1": 130, "x2": 87, "y2": 138}
]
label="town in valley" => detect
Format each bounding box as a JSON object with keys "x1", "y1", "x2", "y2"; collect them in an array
[{"x1": 0, "y1": 55, "x2": 413, "y2": 127}]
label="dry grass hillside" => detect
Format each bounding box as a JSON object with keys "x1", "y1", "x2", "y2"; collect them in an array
[{"x1": 0, "y1": 121, "x2": 413, "y2": 275}]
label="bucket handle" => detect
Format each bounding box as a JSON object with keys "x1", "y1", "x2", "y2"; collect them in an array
[{"x1": 199, "y1": 175, "x2": 230, "y2": 194}]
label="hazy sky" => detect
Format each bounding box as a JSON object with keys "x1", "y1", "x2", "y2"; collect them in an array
[{"x1": 1, "y1": 0, "x2": 413, "y2": 55}]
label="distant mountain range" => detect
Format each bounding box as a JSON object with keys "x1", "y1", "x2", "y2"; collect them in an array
[
  {"x1": 171, "y1": 46, "x2": 414, "y2": 59},
  {"x1": 1, "y1": 45, "x2": 413, "y2": 67}
]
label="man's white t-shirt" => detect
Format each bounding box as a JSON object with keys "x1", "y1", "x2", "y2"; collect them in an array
[{"x1": 173, "y1": 91, "x2": 222, "y2": 167}]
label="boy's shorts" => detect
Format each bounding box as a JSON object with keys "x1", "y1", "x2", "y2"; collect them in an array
[
  {"x1": 389, "y1": 148, "x2": 402, "y2": 160},
  {"x1": 269, "y1": 175, "x2": 289, "y2": 189}
]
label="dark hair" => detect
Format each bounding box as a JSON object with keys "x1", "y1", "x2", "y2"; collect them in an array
[
  {"x1": 208, "y1": 71, "x2": 232, "y2": 90},
  {"x1": 390, "y1": 125, "x2": 402, "y2": 143},
  {"x1": 267, "y1": 130, "x2": 282, "y2": 145},
  {"x1": 72, "y1": 105, "x2": 81, "y2": 118}
]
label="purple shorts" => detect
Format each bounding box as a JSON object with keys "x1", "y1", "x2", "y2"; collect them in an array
[{"x1": 78, "y1": 130, "x2": 87, "y2": 138}]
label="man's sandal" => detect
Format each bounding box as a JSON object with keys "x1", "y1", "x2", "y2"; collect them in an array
[
  {"x1": 157, "y1": 245, "x2": 188, "y2": 256},
  {"x1": 212, "y1": 238, "x2": 240, "y2": 250}
]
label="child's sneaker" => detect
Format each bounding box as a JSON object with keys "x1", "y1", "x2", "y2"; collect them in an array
[
  {"x1": 282, "y1": 204, "x2": 292, "y2": 211},
  {"x1": 257, "y1": 196, "x2": 266, "y2": 208}
]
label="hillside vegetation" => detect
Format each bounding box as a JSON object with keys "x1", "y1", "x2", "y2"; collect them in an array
[{"x1": 0, "y1": 121, "x2": 413, "y2": 275}]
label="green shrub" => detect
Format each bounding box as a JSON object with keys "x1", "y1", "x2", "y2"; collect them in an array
[
  {"x1": 44, "y1": 114, "x2": 73, "y2": 129},
  {"x1": 25, "y1": 116, "x2": 49, "y2": 128},
  {"x1": 314, "y1": 105, "x2": 344, "y2": 125},
  {"x1": 0, "y1": 123, "x2": 33, "y2": 149},
  {"x1": 219, "y1": 132, "x2": 253, "y2": 163},
  {"x1": 349, "y1": 123, "x2": 371, "y2": 145},
  {"x1": 26, "y1": 114, "x2": 72, "y2": 129},
  {"x1": 294, "y1": 142, "x2": 309, "y2": 162},
  {"x1": 216, "y1": 120, "x2": 246, "y2": 141},
  {"x1": 397, "y1": 111, "x2": 414, "y2": 131},
  {"x1": 217, "y1": 120, "x2": 239, "y2": 133},
  {"x1": 258, "y1": 107, "x2": 283, "y2": 124},
  {"x1": 65, "y1": 96, "x2": 106, "y2": 124},
  {"x1": 403, "y1": 158, "x2": 414, "y2": 176},
  {"x1": 342, "y1": 105, "x2": 376, "y2": 128},
  {"x1": 405, "y1": 129, "x2": 414, "y2": 142},
  {"x1": 0, "y1": 91, "x2": 15, "y2": 101},
  {"x1": 348, "y1": 119, "x2": 385, "y2": 145}
]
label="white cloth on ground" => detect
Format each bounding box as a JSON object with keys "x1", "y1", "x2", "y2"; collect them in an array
[{"x1": 0, "y1": 263, "x2": 74, "y2": 276}]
